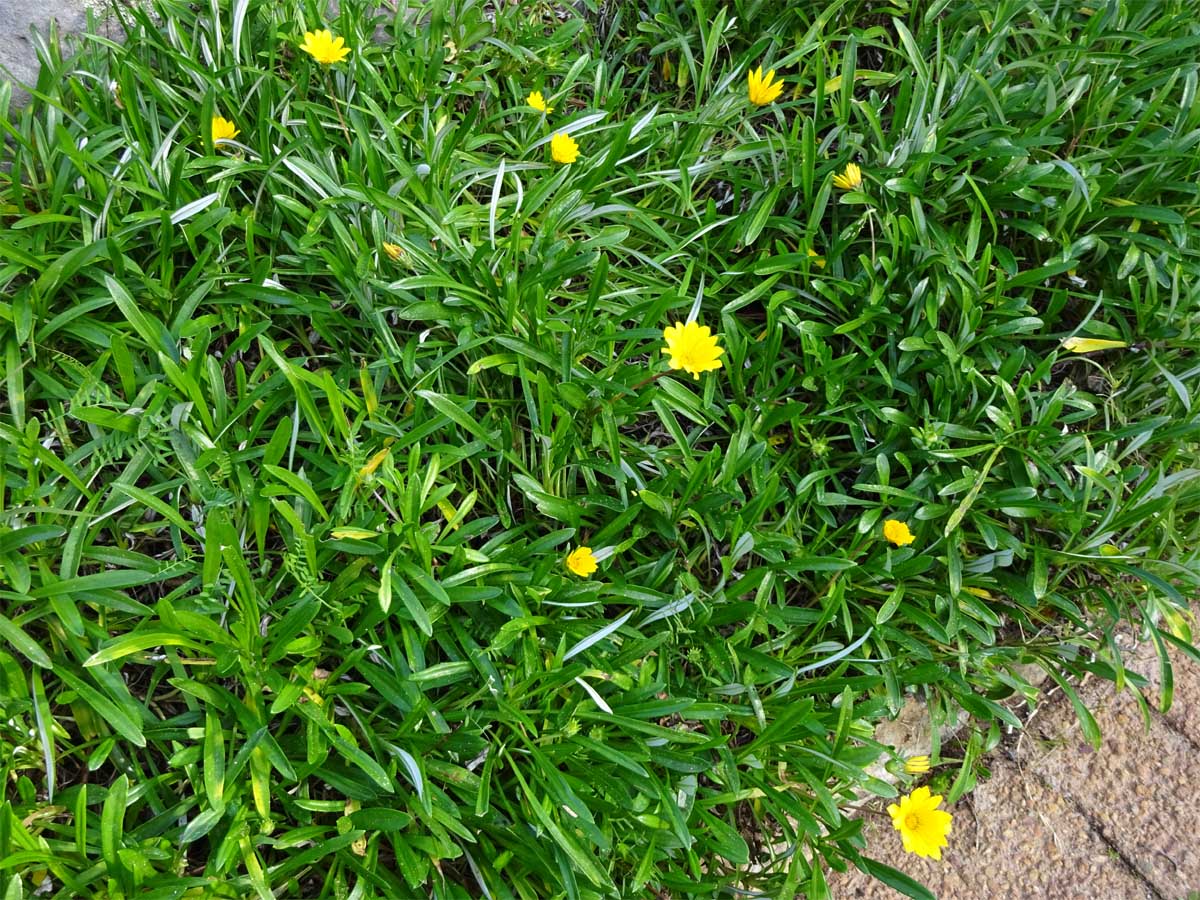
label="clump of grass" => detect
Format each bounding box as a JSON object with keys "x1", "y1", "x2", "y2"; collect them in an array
[{"x1": 1, "y1": 0, "x2": 1198, "y2": 897}]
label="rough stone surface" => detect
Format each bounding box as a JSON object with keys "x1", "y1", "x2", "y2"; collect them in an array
[
  {"x1": 830, "y1": 761, "x2": 1155, "y2": 900},
  {"x1": 1121, "y1": 615, "x2": 1200, "y2": 751},
  {"x1": 1, "y1": 0, "x2": 95, "y2": 93},
  {"x1": 1022, "y1": 663, "x2": 1200, "y2": 899},
  {"x1": 829, "y1": 634, "x2": 1200, "y2": 900}
]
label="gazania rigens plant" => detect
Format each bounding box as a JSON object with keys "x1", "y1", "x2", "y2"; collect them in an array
[
  {"x1": 747, "y1": 65, "x2": 783, "y2": 105},
  {"x1": 210, "y1": 115, "x2": 238, "y2": 143},
  {"x1": 833, "y1": 161, "x2": 863, "y2": 190},
  {"x1": 550, "y1": 131, "x2": 579, "y2": 163},
  {"x1": 527, "y1": 90, "x2": 553, "y2": 113},
  {"x1": 300, "y1": 28, "x2": 351, "y2": 64},
  {"x1": 5, "y1": 2, "x2": 1200, "y2": 899},
  {"x1": 889, "y1": 787, "x2": 954, "y2": 859},
  {"x1": 661, "y1": 321, "x2": 725, "y2": 378},
  {"x1": 566, "y1": 546, "x2": 598, "y2": 577}
]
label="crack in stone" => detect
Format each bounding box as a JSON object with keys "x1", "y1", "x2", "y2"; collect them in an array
[{"x1": 1033, "y1": 770, "x2": 1168, "y2": 900}]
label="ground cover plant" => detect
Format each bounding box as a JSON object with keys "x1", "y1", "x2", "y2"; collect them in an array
[{"x1": 2, "y1": 0, "x2": 1200, "y2": 896}]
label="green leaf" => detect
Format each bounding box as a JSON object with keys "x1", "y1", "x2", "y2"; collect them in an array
[
  {"x1": 857, "y1": 857, "x2": 936, "y2": 900},
  {"x1": 84, "y1": 632, "x2": 204, "y2": 667},
  {"x1": 0, "y1": 614, "x2": 51, "y2": 668}
]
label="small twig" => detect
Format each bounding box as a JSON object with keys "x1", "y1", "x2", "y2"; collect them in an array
[
  {"x1": 629, "y1": 370, "x2": 667, "y2": 393},
  {"x1": 593, "y1": 369, "x2": 668, "y2": 413}
]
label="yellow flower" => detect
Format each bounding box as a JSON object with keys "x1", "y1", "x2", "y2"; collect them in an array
[
  {"x1": 299, "y1": 29, "x2": 351, "y2": 65},
  {"x1": 833, "y1": 162, "x2": 863, "y2": 190},
  {"x1": 965, "y1": 586, "x2": 993, "y2": 600},
  {"x1": 382, "y1": 242, "x2": 405, "y2": 261},
  {"x1": 1061, "y1": 336, "x2": 1128, "y2": 353},
  {"x1": 211, "y1": 116, "x2": 239, "y2": 144},
  {"x1": 807, "y1": 247, "x2": 826, "y2": 269},
  {"x1": 888, "y1": 786, "x2": 953, "y2": 860},
  {"x1": 527, "y1": 90, "x2": 553, "y2": 114},
  {"x1": 566, "y1": 546, "x2": 598, "y2": 577},
  {"x1": 551, "y1": 132, "x2": 579, "y2": 164},
  {"x1": 905, "y1": 755, "x2": 931, "y2": 774},
  {"x1": 661, "y1": 321, "x2": 725, "y2": 379},
  {"x1": 747, "y1": 66, "x2": 783, "y2": 106},
  {"x1": 883, "y1": 519, "x2": 915, "y2": 546}
]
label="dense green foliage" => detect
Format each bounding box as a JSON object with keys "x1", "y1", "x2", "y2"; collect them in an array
[{"x1": 2, "y1": 0, "x2": 1199, "y2": 896}]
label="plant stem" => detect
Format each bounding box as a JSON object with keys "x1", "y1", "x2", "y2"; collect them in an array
[{"x1": 327, "y1": 71, "x2": 352, "y2": 145}]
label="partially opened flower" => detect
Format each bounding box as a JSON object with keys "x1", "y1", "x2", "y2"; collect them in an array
[
  {"x1": 211, "y1": 116, "x2": 239, "y2": 144},
  {"x1": 833, "y1": 162, "x2": 863, "y2": 190},
  {"x1": 1061, "y1": 336, "x2": 1128, "y2": 353},
  {"x1": 527, "y1": 90, "x2": 553, "y2": 113},
  {"x1": 905, "y1": 755, "x2": 931, "y2": 774},
  {"x1": 888, "y1": 786, "x2": 953, "y2": 859},
  {"x1": 382, "y1": 242, "x2": 404, "y2": 261},
  {"x1": 883, "y1": 519, "x2": 915, "y2": 546},
  {"x1": 551, "y1": 132, "x2": 579, "y2": 164},
  {"x1": 566, "y1": 546, "x2": 598, "y2": 577},
  {"x1": 662, "y1": 321, "x2": 725, "y2": 379},
  {"x1": 300, "y1": 29, "x2": 351, "y2": 65},
  {"x1": 808, "y1": 247, "x2": 826, "y2": 269},
  {"x1": 747, "y1": 66, "x2": 783, "y2": 106}
]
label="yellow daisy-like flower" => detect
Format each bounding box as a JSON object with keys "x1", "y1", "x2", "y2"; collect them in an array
[
  {"x1": 833, "y1": 162, "x2": 863, "y2": 190},
  {"x1": 747, "y1": 66, "x2": 783, "y2": 106},
  {"x1": 211, "y1": 116, "x2": 239, "y2": 144},
  {"x1": 299, "y1": 29, "x2": 351, "y2": 65},
  {"x1": 905, "y1": 755, "x2": 931, "y2": 774},
  {"x1": 661, "y1": 321, "x2": 725, "y2": 379},
  {"x1": 382, "y1": 242, "x2": 405, "y2": 262},
  {"x1": 883, "y1": 519, "x2": 915, "y2": 547},
  {"x1": 551, "y1": 132, "x2": 579, "y2": 164},
  {"x1": 566, "y1": 546, "x2": 598, "y2": 577},
  {"x1": 807, "y1": 247, "x2": 826, "y2": 269},
  {"x1": 1061, "y1": 336, "x2": 1128, "y2": 353},
  {"x1": 888, "y1": 786, "x2": 953, "y2": 860},
  {"x1": 527, "y1": 90, "x2": 553, "y2": 114}
]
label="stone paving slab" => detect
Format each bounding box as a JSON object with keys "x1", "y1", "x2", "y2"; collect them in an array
[
  {"x1": 1021, "y1": 662, "x2": 1200, "y2": 899},
  {"x1": 1120, "y1": 621, "x2": 1200, "y2": 751},
  {"x1": 829, "y1": 631, "x2": 1200, "y2": 900},
  {"x1": 829, "y1": 759, "x2": 1156, "y2": 899}
]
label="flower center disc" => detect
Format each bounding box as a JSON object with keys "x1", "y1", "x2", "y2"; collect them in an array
[{"x1": 904, "y1": 813, "x2": 921, "y2": 830}]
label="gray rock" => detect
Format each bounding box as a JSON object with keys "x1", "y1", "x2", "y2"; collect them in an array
[{"x1": 0, "y1": 0, "x2": 113, "y2": 111}]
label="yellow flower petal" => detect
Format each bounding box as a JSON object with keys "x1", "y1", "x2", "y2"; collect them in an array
[
  {"x1": 747, "y1": 65, "x2": 784, "y2": 106},
  {"x1": 883, "y1": 518, "x2": 915, "y2": 546},
  {"x1": 889, "y1": 786, "x2": 953, "y2": 860},
  {"x1": 904, "y1": 755, "x2": 931, "y2": 774},
  {"x1": 211, "y1": 115, "x2": 239, "y2": 144},
  {"x1": 661, "y1": 321, "x2": 725, "y2": 379},
  {"x1": 832, "y1": 162, "x2": 863, "y2": 190},
  {"x1": 566, "y1": 546, "x2": 598, "y2": 577},
  {"x1": 551, "y1": 132, "x2": 579, "y2": 164},
  {"x1": 382, "y1": 242, "x2": 405, "y2": 262},
  {"x1": 300, "y1": 29, "x2": 352, "y2": 65},
  {"x1": 527, "y1": 90, "x2": 553, "y2": 113},
  {"x1": 1061, "y1": 336, "x2": 1128, "y2": 353}
]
